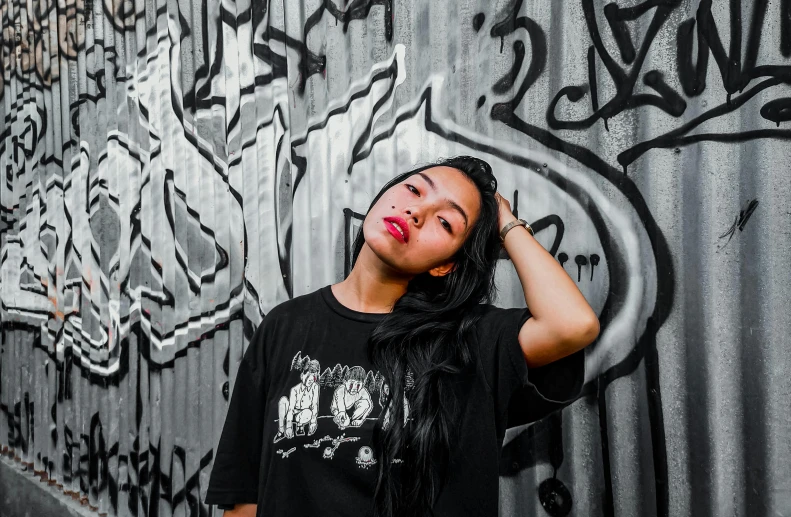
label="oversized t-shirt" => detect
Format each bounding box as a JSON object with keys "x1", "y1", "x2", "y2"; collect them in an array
[{"x1": 204, "y1": 285, "x2": 584, "y2": 516}]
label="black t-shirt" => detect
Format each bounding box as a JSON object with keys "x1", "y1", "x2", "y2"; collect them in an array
[{"x1": 204, "y1": 285, "x2": 584, "y2": 516}]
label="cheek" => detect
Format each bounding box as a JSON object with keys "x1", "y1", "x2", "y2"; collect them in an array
[
  {"x1": 414, "y1": 230, "x2": 455, "y2": 257},
  {"x1": 371, "y1": 191, "x2": 403, "y2": 213}
]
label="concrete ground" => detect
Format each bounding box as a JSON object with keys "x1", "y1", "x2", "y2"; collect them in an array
[{"x1": 0, "y1": 454, "x2": 95, "y2": 517}]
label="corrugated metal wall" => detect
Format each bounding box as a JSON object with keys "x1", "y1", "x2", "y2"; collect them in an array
[{"x1": 1, "y1": 0, "x2": 790, "y2": 515}]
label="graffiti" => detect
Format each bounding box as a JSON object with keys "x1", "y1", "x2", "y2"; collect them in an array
[
  {"x1": 0, "y1": 0, "x2": 391, "y2": 106},
  {"x1": 1, "y1": 0, "x2": 789, "y2": 517},
  {"x1": 1, "y1": 342, "x2": 214, "y2": 516},
  {"x1": 456, "y1": 6, "x2": 785, "y2": 515},
  {"x1": 480, "y1": 0, "x2": 791, "y2": 175},
  {"x1": 718, "y1": 198, "x2": 759, "y2": 250}
]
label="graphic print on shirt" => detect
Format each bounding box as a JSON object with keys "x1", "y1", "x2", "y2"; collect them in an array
[
  {"x1": 273, "y1": 352, "x2": 385, "y2": 446},
  {"x1": 380, "y1": 368, "x2": 414, "y2": 431},
  {"x1": 274, "y1": 358, "x2": 321, "y2": 443},
  {"x1": 301, "y1": 434, "x2": 361, "y2": 460},
  {"x1": 331, "y1": 366, "x2": 373, "y2": 428},
  {"x1": 276, "y1": 447, "x2": 297, "y2": 458},
  {"x1": 272, "y1": 351, "x2": 413, "y2": 467},
  {"x1": 356, "y1": 446, "x2": 377, "y2": 469},
  {"x1": 321, "y1": 434, "x2": 361, "y2": 459}
]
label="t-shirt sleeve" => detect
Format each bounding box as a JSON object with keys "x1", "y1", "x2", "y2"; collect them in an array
[
  {"x1": 204, "y1": 320, "x2": 268, "y2": 506},
  {"x1": 474, "y1": 304, "x2": 585, "y2": 429}
]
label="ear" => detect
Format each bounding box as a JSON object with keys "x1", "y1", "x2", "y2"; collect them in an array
[{"x1": 428, "y1": 261, "x2": 456, "y2": 277}]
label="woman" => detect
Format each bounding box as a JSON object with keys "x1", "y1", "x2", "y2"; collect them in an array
[{"x1": 205, "y1": 156, "x2": 599, "y2": 517}]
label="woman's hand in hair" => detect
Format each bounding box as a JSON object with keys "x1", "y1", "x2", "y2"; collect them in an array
[{"x1": 494, "y1": 191, "x2": 517, "y2": 230}]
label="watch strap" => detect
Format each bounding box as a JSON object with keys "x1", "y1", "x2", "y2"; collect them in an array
[{"x1": 500, "y1": 219, "x2": 533, "y2": 242}]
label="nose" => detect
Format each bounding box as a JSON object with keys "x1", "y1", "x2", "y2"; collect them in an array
[{"x1": 405, "y1": 209, "x2": 420, "y2": 225}]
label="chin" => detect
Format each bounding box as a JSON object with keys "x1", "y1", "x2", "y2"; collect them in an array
[
  {"x1": 364, "y1": 229, "x2": 402, "y2": 264},
  {"x1": 363, "y1": 225, "x2": 433, "y2": 276}
]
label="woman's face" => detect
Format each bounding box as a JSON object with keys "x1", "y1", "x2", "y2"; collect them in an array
[{"x1": 363, "y1": 166, "x2": 482, "y2": 277}]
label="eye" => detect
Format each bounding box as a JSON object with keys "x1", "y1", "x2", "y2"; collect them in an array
[
  {"x1": 439, "y1": 218, "x2": 452, "y2": 233},
  {"x1": 406, "y1": 184, "x2": 419, "y2": 196}
]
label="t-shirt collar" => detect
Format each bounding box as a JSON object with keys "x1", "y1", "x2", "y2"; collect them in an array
[{"x1": 320, "y1": 285, "x2": 389, "y2": 324}]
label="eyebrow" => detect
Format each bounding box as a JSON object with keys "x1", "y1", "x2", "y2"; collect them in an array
[{"x1": 416, "y1": 172, "x2": 469, "y2": 228}]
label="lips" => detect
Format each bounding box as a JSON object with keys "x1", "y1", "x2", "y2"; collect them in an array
[{"x1": 383, "y1": 216, "x2": 409, "y2": 243}]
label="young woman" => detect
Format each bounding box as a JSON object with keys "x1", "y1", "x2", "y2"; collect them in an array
[{"x1": 205, "y1": 156, "x2": 599, "y2": 517}]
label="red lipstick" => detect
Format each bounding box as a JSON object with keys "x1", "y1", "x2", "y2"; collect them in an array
[{"x1": 383, "y1": 217, "x2": 409, "y2": 243}]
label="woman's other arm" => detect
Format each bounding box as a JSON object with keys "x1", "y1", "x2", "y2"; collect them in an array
[{"x1": 496, "y1": 193, "x2": 600, "y2": 368}]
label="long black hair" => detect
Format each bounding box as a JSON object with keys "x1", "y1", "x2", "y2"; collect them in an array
[{"x1": 350, "y1": 156, "x2": 503, "y2": 516}]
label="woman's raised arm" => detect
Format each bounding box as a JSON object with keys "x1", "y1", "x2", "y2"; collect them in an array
[{"x1": 496, "y1": 192, "x2": 600, "y2": 368}]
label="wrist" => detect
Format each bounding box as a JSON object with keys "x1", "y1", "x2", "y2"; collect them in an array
[
  {"x1": 498, "y1": 213, "x2": 517, "y2": 231},
  {"x1": 500, "y1": 218, "x2": 534, "y2": 244}
]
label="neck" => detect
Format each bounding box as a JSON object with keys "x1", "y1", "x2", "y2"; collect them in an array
[{"x1": 332, "y1": 244, "x2": 412, "y2": 313}]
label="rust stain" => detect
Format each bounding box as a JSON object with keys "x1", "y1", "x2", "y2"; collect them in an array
[{"x1": 48, "y1": 295, "x2": 65, "y2": 320}]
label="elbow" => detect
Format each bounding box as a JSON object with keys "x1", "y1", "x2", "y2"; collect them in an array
[
  {"x1": 564, "y1": 313, "x2": 600, "y2": 351},
  {"x1": 579, "y1": 313, "x2": 600, "y2": 347},
  {"x1": 586, "y1": 315, "x2": 601, "y2": 343}
]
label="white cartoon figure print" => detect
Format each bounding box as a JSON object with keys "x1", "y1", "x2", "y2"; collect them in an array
[
  {"x1": 321, "y1": 434, "x2": 360, "y2": 460},
  {"x1": 379, "y1": 383, "x2": 410, "y2": 431},
  {"x1": 330, "y1": 366, "x2": 373, "y2": 429},
  {"x1": 274, "y1": 359, "x2": 321, "y2": 443}
]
